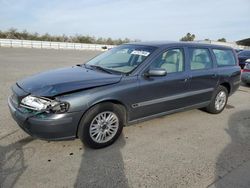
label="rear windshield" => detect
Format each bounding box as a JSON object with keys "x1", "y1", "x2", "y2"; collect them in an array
[{"x1": 212, "y1": 49, "x2": 236, "y2": 67}]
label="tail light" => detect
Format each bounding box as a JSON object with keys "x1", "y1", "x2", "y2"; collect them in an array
[
  {"x1": 242, "y1": 69, "x2": 250, "y2": 72},
  {"x1": 242, "y1": 63, "x2": 250, "y2": 72}
]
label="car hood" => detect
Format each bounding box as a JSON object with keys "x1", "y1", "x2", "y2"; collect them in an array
[{"x1": 17, "y1": 66, "x2": 122, "y2": 97}]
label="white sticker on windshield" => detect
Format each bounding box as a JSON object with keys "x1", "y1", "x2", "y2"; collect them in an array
[{"x1": 131, "y1": 50, "x2": 150, "y2": 57}]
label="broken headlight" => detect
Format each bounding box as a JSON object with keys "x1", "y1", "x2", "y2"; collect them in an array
[{"x1": 20, "y1": 95, "x2": 69, "y2": 113}]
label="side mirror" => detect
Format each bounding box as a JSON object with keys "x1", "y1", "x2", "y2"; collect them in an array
[{"x1": 144, "y1": 68, "x2": 167, "y2": 77}]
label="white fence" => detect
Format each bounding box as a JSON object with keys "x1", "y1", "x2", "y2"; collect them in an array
[{"x1": 0, "y1": 38, "x2": 115, "y2": 51}]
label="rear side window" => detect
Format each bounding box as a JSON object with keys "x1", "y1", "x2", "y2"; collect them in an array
[
  {"x1": 212, "y1": 49, "x2": 236, "y2": 66},
  {"x1": 189, "y1": 48, "x2": 212, "y2": 70}
]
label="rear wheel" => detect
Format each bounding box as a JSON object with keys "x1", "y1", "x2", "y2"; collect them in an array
[
  {"x1": 205, "y1": 85, "x2": 228, "y2": 114},
  {"x1": 78, "y1": 102, "x2": 124, "y2": 149}
]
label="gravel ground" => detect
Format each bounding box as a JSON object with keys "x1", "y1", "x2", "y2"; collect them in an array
[{"x1": 0, "y1": 47, "x2": 250, "y2": 188}]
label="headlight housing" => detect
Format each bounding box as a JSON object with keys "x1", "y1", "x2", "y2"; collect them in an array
[
  {"x1": 20, "y1": 95, "x2": 69, "y2": 113},
  {"x1": 245, "y1": 59, "x2": 250, "y2": 63}
]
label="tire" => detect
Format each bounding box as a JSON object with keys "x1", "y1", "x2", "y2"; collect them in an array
[
  {"x1": 78, "y1": 102, "x2": 125, "y2": 149},
  {"x1": 205, "y1": 85, "x2": 228, "y2": 114}
]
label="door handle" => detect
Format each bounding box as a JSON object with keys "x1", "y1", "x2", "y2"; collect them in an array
[
  {"x1": 183, "y1": 77, "x2": 190, "y2": 82},
  {"x1": 212, "y1": 74, "x2": 217, "y2": 78},
  {"x1": 184, "y1": 75, "x2": 191, "y2": 82}
]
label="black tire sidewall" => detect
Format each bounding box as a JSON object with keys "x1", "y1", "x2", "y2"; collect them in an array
[
  {"x1": 78, "y1": 102, "x2": 124, "y2": 149},
  {"x1": 207, "y1": 86, "x2": 228, "y2": 114}
]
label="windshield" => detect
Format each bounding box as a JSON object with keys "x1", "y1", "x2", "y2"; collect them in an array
[{"x1": 86, "y1": 45, "x2": 156, "y2": 74}]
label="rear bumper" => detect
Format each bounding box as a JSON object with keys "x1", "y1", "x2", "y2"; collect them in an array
[
  {"x1": 241, "y1": 73, "x2": 250, "y2": 83},
  {"x1": 8, "y1": 96, "x2": 83, "y2": 140}
]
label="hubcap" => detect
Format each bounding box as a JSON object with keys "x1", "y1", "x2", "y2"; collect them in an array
[
  {"x1": 215, "y1": 91, "x2": 227, "y2": 111},
  {"x1": 89, "y1": 111, "x2": 119, "y2": 143}
]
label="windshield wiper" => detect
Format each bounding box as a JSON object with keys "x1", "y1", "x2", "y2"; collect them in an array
[
  {"x1": 89, "y1": 65, "x2": 113, "y2": 74},
  {"x1": 77, "y1": 64, "x2": 93, "y2": 70}
]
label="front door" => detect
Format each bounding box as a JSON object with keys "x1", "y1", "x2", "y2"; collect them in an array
[{"x1": 130, "y1": 48, "x2": 190, "y2": 120}]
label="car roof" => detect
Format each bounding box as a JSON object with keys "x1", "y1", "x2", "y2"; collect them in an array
[
  {"x1": 238, "y1": 50, "x2": 250, "y2": 56},
  {"x1": 239, "y1": 49, "x2": 250, "y2": 52},
  {"x1": 127, "y1": 41, "x2": 233, "y2": 50}
]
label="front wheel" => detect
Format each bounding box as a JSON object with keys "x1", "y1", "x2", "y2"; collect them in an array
[
  {"x1": 78, "y1": 102, "x2": 124, "y2": 149},
  {"x1": 205, "y1": 85, "x2": 228, "y2": 114}
]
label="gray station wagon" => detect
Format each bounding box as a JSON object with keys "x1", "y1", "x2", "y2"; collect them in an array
[{"x1": 8, "y1": 42, "x2": 241, "y2": 148}]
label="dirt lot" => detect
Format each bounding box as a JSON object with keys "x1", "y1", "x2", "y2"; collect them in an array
[{"x1": 0, "y1": 47, "x2": 250, "y2": 188}]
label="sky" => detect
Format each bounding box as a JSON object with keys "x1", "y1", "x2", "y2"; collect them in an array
[{"x1": 0, "y1": 0, "x2": 249, "y2": 42}]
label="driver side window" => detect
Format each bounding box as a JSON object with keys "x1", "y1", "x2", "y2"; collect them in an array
[{"x1": 150, "y1": 48, "x2": 184, "y2": 73}]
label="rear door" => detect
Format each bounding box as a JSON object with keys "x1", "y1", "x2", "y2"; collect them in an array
[{"x1": 186, "y1": 47, "x2": 219, "y2": 104}]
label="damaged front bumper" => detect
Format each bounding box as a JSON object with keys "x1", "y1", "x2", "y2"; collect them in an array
[{"x1": 8, "y1": 96, "x2": 83, "y2": 140}]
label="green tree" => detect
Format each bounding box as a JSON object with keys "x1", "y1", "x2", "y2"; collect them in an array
[
  {"x1": 106, "y1": 38, "x2": 114, "y2": 45},
  {"x1": 180, "y1": 33, "x2": 196, "y2": 41},
  {"x1": 217, "y1": 38, "x2": 226, "y2": 42},
  {"x1": 41, "y1": 33, "x2": 51, "y2": 41},
  {"x1": 0, "y1": 30, "x2": 7, "y2": 38},
  {"x1": 0, "y1": 28, "x2": 136, "y2": 45},
  {"x1": 124, "y1": 38, "x2": 130, "y2": 43},
  {"x1": 6, "y1": 28, "x2": 18, "y2": 39},
  {"x1": 20, "y1": 30, "x2": 29, "y2": 40},
  {"x1": 96, "y1": 37, "x2": 105, "y2": 44}
]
